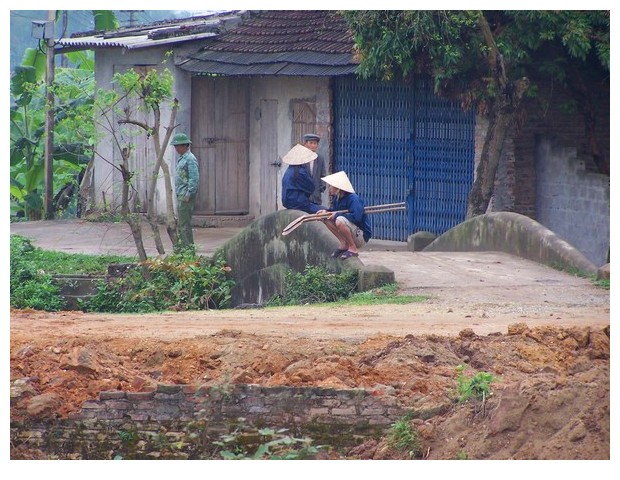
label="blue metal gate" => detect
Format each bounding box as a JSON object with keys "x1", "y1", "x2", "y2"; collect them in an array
[{"x1": 333, "y1": 76, "x2": 475, "y2": 241}]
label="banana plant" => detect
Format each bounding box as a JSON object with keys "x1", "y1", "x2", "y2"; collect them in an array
[
  {"x1": 10, "y1": 10, "x2": 115, "y2": 219},
  {"x1": 10, "y1": 48, "x2": 96, "y2": 219}
]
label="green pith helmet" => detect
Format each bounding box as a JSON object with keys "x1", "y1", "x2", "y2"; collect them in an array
[{"x1": 170, "y1": 133, "x2": 192, "y2": 145}]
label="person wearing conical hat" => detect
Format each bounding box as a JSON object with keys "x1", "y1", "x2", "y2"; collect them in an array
[
  {"x1": 281, "y1": 144, "x2": 327, "y2": 214},
  {"x1": 302, "y1": 133, "x2": 327, "y2": 204},
  {"x1": 318, "y1": 171, "x2": 372, "y2": 260},
  {"x1": 171, "y1": 133, "x2": 199, "y2": 247}
]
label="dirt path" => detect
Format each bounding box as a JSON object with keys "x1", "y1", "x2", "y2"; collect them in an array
[{"x1": 9, "y1": 298, "x2": 610, "y2": 341}]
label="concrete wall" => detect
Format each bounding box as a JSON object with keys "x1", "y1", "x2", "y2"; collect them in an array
[
  {"x1": 424, "y1": 211, "x2": 598, "y2": 273},
  {"x1": 215, "y1": 210, "x2": 394, "y2": 306},
  {"x1": 535, "y1": 140, "x2": 610, "y2": 266},
  {"x1": 215, "y1": 210, "x2": 361, "y2": 305},
  {"x1": 92, "y1": 47, "x2": 194, "y2": 217}
]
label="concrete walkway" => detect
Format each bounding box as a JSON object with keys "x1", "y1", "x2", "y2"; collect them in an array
[{"x1": 10, "y1": 219, "x2": 610, "y2": 311}]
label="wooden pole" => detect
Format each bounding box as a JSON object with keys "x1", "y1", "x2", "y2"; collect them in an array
[{"x1": 44, "y1": 10, "x2": 55, "y2": 219}]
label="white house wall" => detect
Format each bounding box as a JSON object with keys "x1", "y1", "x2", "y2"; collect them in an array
[{"x1": 93, "y1": 47, "x2": 192, "y2": 218}]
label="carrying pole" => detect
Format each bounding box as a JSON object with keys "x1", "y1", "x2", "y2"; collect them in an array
[{"x1": 282, "y1": 202, "x2": 406, "y2": 236}]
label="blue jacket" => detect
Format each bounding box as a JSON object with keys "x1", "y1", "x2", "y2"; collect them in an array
[
  {"x1": 282, "y1": 165, "x2": 326, "y2": 214},
  {"x1": 331, "y1": 192, "x2": 372, "y2": 242}
]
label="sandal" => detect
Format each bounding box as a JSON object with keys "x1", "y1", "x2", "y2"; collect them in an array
[
  {"x1": 331, "y1": 248, "x2": 347, "y2": 258},
  {"x1": 339, "y1": 250, "x2": 359, "y2": 260}
]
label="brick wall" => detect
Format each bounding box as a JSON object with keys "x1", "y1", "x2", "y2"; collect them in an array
[
  {"x1": 11, "y1": 383, "x2": 413, "y2": 459},
  {"x1": 480, "y1": 82, "x2": 610, "y2": 265}
]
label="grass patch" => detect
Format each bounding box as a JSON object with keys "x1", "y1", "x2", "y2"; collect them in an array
[
  {"x1": 10, "y1": 234, "x2": 234, "y2": 313},
  {"x1": 265, "y1": 265, "x2": 358, "y2": 306},
  {"x1": 548, "y1": 262, "x2": 610, "y2": 290},
  {"x1": 10, "y1": 234, "x2": 135, "y2": 275},
  {"x1": 593, "y1": 277, "x2": 610, "y2": 289},
  {"x1": 336, "y1": 283, "x2": 428, "y2": 306},
  {"x1": 266, "y1": 270, "x2": 427, "y2": 308},
  {"x1": 386, "y1": 416, "x2": 422, "y2": 458},
  {"x1": 10, "y1": 235, "x2": 135, "y2": 311},
  {"x1": 23, "y1": 249, "x2": 134, "y2": 275}
]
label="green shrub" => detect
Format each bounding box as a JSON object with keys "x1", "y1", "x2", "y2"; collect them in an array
[
  {"x1": 387, "y1": 417, "x2": 422, "y2": 458},
  {"x1": 214, "y1": 427, "x2": 322, "y2": 460},
  {"x1": 455, "y1": 365, "x2": 495, "y2": 403},
  {"x1": 266, "y1": 264, "x2": 358, "y2": 306},
  {"x1": 84, "y1": 252, "x2": 235, "y2": 313},
  {"x1": 456, "y1": 450, "x2": 469, "y2": 460},
  {"x1": 10, "y1": 234, "x2": 235, "y2": 313},
  {"x1": 10, "y1": 235, "x2": 65, "y2": 311}
]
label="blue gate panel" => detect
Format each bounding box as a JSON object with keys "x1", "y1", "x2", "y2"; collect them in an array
[{"x1": 334, "y1": 75, "x2": 474, "y2": 241}]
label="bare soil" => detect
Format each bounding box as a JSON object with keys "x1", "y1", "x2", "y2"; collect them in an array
[{"x1": 10, "y1": 283, "x2": 610, "y2": 461}]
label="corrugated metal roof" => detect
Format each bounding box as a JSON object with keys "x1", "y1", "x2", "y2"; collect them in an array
[
  {"x1": 54, "y1": 11, "x2": 244, "y2": 51},
  {"x1": 177, "y1": 10, "x2": 358, "y2": 76},
  {"x1": 56, "y1": 32, "x2": 217, "y2": 50}
]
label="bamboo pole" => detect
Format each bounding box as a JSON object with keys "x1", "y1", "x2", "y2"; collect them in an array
[{"x1": 282, "y1": 202, "x2": 405, "y2": 236}]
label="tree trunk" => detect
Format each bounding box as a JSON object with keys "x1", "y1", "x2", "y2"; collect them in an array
[
  {"x1": 146, "y1": 214, "x2": 166, "y2": 255},
  {"x1": 159, "y1": 159, "x2": 178, "y2": 245},
  {"x1": 467, "y1": 106, "x2": 511, "y2": 217},
  {"x1": 126, "y1": 213, "x2": 150, "y2": 279},
  {"x1": 77, "y1": 157, "x2": 94, "y2": 216},
  {"x1": 151, "y1": 99, "x2": 179, "y2": 247},
  {"x1": 467, "y1": 13, "x2": 529, "y2": 218},
  {"x1": 141, "y1": 105, "x2": 166, "y2": 255},
  {"x1": 119, "y1": 147, "x2": 132, "y2": 216}
]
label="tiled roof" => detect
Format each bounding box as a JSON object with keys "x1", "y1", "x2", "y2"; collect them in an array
[{"x1": 177, "y1": 10, "x2": 358, "y2": 76}]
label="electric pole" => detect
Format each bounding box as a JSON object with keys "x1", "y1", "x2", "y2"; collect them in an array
[{"x1": 44, "y1": 10, "x2": 56, "y2": 219}]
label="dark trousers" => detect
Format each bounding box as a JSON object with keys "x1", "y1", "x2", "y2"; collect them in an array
[{"x1": 177, "y1": 196, "x2": 195, "y2": 247}]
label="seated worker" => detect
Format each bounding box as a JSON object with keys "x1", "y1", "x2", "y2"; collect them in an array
[
  {"x1": 318, "y1": 171, "x2": 372, "y2": 260},
  {"x1": 281, "y1": 144, "x2": 327, "y2": 214}
]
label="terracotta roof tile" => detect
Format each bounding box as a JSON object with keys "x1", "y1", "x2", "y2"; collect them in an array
[{"x1": 178, "y1": 10, "x2": 358, "y2": 76}]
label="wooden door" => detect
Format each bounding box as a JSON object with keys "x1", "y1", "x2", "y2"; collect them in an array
[
  {"x1": 291, "y1": 100, "x2": 316, "y2": 145},
  {"x1": 191, "y1": 77, "x2": 250, "y2": 215},
  {"x1": 259, "y1": 99, "x2": 279, "y2": 215}
]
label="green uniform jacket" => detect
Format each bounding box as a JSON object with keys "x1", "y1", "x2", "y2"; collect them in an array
[{"x1": 175, "y1": 151, "x2": 199, "y2": 199}]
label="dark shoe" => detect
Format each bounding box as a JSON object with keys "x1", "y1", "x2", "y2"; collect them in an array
[
  {"x1": 339, "y1": 250, "x2": 359, "y2": 260},
  {"x1": 331, "y1": 248, "x2": 347, "y2": 258}
]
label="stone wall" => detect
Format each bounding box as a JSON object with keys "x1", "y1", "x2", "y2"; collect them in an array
[{"x1": 11, "y1": 383, "x2": 408, "y2": 459}]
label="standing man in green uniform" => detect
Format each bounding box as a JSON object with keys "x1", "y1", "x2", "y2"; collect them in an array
[{"x1": 171, "y1": 133, "x2": 199, "y2": 247}]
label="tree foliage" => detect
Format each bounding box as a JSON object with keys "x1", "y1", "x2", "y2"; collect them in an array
[
  {"x1": 342, "y1": 10, "x2": 610, "y2": 216},
  {"x1": 344, "y1": 10, "x2": 609, "y2": 109},
  {"x1": 10, "y1": 48, "x2": 95, "y2": 219}
]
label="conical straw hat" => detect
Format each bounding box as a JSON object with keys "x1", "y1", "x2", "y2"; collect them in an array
[
  {"x1": 321, "y1": 171, "x2": 355, "y2": 193},
  {"x1": 282, "y1": 144, "x2": 317, "y2": 165}
]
